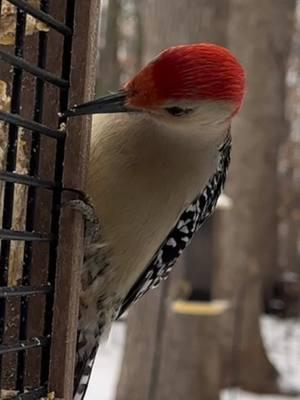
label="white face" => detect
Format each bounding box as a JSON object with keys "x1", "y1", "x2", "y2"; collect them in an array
[{"x1": 145, "y1": 99, "x2": 236, "y2": 130}]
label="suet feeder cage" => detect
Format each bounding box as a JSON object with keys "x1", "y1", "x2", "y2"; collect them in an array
[{"x1": 0, "y1": 0, "x2": 99, "y2": 398}]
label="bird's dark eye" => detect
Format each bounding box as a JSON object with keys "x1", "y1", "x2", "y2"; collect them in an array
[{"x1": 165, "y1": 106, "x2": 194, "y2": 117}]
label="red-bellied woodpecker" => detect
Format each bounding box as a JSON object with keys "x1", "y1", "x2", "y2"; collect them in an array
[{"x1": 64, "y1": 43, "x2": 245, "y2": 399}]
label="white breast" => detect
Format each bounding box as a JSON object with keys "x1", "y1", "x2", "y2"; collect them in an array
[{"x1": 87, "y1": 111, "x2": 229, "y2": 299}]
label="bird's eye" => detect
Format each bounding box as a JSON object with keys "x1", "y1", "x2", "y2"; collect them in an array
[{"x1": 165, "y1": 106, "x2": 194, "y2": 117}]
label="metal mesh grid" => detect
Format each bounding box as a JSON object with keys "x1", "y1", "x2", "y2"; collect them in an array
[{"x1": 0, "y1": 0, "x2": 76, "y2": 398}]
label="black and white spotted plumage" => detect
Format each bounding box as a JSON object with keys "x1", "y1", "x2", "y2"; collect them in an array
[{"x1": 117, "y1": 133, "x2": 231, "y2": 317}]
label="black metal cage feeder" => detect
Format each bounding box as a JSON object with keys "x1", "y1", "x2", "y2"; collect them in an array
[{"x1": 0, "y1": 1, "x2": 99, "y2": 399}]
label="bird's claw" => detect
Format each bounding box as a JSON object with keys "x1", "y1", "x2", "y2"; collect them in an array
[{"x1": 65, "y1": 198, "x2": 101, "y2": 244}]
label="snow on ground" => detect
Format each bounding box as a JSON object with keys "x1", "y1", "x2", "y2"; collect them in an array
[
  {"x1": 86, "y1": 316, "x2": 300, "y2": 400},
  {"x1": 85, "y1": 322, "x2": 127, "y2": 400},
  {"x1": 221, "y1": 317, "x2": 300, "y2": 400},
  {"x1": 262, "y1": 317, "x2": 300, "y2": 394},
  {"x1": 221, "y1": 389, "x2": 300, "y2": 400}
]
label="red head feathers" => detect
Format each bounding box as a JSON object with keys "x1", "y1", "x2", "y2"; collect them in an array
[{"x1": 124, "y1": 43, "x2": 246, "y2": 112}]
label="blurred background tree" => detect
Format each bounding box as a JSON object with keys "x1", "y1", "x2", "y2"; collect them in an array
[
  {"x1": 96, "y1": 0, "x2": 121, "y2": 94},
  {"x1": 89, "y1": 0, "x2": 300, "y2": 399},
  {"x1": 213, "y1": 0, "x2": 296, "y2": 392}
]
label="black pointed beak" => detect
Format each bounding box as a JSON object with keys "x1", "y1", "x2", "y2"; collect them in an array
[{"x1": 62, "y1": 91, "x2": 136, "y2": 118}]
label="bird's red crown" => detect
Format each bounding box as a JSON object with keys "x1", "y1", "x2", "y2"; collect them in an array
[{"x1": 124, "y1": 43, "x2": 246, "y2": 112}]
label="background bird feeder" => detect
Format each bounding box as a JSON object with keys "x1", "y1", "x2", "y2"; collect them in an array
[{"x1": 0, "y1": 0, "x2": 99, "y2": 398}]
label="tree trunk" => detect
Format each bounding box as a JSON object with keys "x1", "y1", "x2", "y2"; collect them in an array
[
  {"x1": 116, "y1": 1, "x2": 229, "y2": 400},
  {"x1": 116, "y1": 259, "x2": 223, "y2": 400},
  {"x1": 213, "y1": 0, "x2": 296, "y2": 392},
  {"x1": 141, "y1": 0, "x2": 229, "y2": 62},
  {"x1": 96, "y1": 0, "x2": 121, "y2": 95},
  {"x1": 281, "y1": 7, "x2": 300, "y2": 276}
]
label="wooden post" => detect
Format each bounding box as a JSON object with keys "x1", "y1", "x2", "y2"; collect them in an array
[{"x1": 49, "y1": 0, "x2": 100, "y2": 399}]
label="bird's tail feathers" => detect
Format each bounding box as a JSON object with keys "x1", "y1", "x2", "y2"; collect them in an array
[
  {"x1": 73, "y1": 344, "x2": 98, "y2": 400},
  {"x1": 73, "y1": 319, "x2": 113, "y2": 400}
]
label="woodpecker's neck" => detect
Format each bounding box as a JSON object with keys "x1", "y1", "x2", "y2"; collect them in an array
[
  {"x1": 147, "y1": 117, "x2": 231, "y2": 157},
  {"x1": 89, "y1": 110, "x2": 231, "y2": 205}
]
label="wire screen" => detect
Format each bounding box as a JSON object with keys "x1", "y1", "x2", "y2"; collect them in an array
[{"x1": 0, "y1": 0, "x2": 75, "y2": 398}]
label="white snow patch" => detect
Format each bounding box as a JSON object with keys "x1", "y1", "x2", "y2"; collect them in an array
[
  {"x1": 87, "y1": 316, "x2": 300, "y2": 400},
  {"x1": 260, "y1": 316, "x2": 300, "y2": 394},
  {"x1": 222, "y1": 316, "x2": 300, "y2": 400},
  {"x1": 86, "y1": 322, "x2": 126, "y2": 400},
  {"x1": 221, "y1": 388, "x2": 300, "y2": 400}
]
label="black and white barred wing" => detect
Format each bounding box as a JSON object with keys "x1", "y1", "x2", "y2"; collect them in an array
[{"x1": 117, "y1": 135, "x2": 231, "y2": 318}]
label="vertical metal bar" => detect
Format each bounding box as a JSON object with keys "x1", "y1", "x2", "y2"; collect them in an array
[
  {"x1": 0, "y1": 7, "x2": 27, "y2": 389},
  {"x1": 16, "y1": 0, "x2": 49, "y2": 391},
  {"x1": 40, "y1": 0, "x2": 76, "y2": 387}
]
